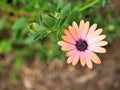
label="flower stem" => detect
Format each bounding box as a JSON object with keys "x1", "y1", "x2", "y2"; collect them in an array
[{"x1": 80, "y1": 0, "x2": 100, "y2": 11}]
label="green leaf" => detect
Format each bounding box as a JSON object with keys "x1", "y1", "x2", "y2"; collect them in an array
[
  {"x1": 59, "y1": 14, "x2": 68, "y2": 26},
  {"x1": 57, "y1": 8, "x2": 62, "y2": 13},
  {"x1": 101, "y1": 0, "x2": 106, "y2": 6},
  {"x1": 37, "y1": 12, "x2": 43, "y2": 25},
  {"x1": 12, "y1": 17, "x2": 27, "y2": 30},
  {"x1": 101, "y1": 0, "x2": 111, "y2": 6},
  {"x1": 0, "y1": 40, "x2": 12, "y2": 53},
  {"x1": 57, "y1": 0, "x2": 64, "y2": 9},
  {"x1": 34, "y1": 30, "x2": 48, "y2": 40},
  {"x1": 47, "y1": 13, "x2": 57, "y2": 20},
  {"x1": 14, "y1": 58, "x2": 25, "y2": 68},
  {"x1": 48, "y1": 3, "x2": 56, "y2": 14},
  {"x1": 29, "y1": 29, "x2": 50, "y2": 40},
  {"x1": 62, "y1": 3, "x2": 71, "y2": 16},
  {"x1": 47, "y1": 50, "x2": 53, "y2": 62},
  {"x1": 67, "y1": 10, "x2": 80, "y2": 23},
  {"x1": 107, "y1": 24, "x2": 115, "y2": 31},
  {"x1": 53, "y1": 18, "x2": 61, "y2": 28},
  {"x1": 0, "y1": 16, "x2": 7, "y2": 30},
  {"x1": 43, "y1": 17, "x2": 56, "y2": 28},
  {"x1": 57, "y1": 30, "x2": 62, "y2": 41}
]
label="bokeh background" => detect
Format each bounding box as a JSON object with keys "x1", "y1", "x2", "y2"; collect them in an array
[{"x1": 0, "y1": 0, "x2": 120, "y2": 90}]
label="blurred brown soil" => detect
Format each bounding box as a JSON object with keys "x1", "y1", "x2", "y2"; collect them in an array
[{"x1": 0, "y1": 39, "x2": 120, "y2": 90}]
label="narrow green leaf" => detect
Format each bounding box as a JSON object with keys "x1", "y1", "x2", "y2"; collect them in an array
[
  {"x1": 57, "y1": 0, "x2": 64, "y2": 9},
  {"x1": 29, "y1": 29, "x2": 49, "y2": 40},
  {"x1": 101, "y1": 0, "x2": 111, "y2": 6},
  {"x1": 48, "y1": 3, "x2": 56, "y2": 14},
  {"x1": 62, "y1": 3, "x2": 71, "y2": 16},
  {"x1": 101, "y1": 0, "x2": 106, "y2": 6},
  {"x1": 47, "y1": 14, "x2": 57, "y2": 20},
  {"x1": 37, "y1": 12, "x2": 43, "y2": 25},
  {"x1": 12, "y1": 17, "x2": 27, "y2": 30},
  {"x1": 59, "y1": 14, "x2": 68, "y2": 26},
  {"x1": 43, "y1": 17, "x2": 56, "y2": 28}
]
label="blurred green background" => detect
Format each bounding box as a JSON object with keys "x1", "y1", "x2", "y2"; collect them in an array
[{"x1": 0, "y1": 0, "x2": 120, "y2": 90}]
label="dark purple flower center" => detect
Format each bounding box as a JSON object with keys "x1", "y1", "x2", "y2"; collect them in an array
[{"x1": 76, "y1": 40, "x2": 88, "y2": 51}]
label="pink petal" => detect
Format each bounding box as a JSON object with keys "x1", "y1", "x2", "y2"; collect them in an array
[
  {"x1": 86, "y1": 51, "x2": 101, "y2": 64},
  {"x1": 66, "y1": 49, "x2": 78, "y2": 57},
  {"x1": 88, "y1": 35, "x2": 106, "y2": 44},
  {"x1": 72, "y1": 52, "x2": 80, "y2": 66},
  {"x1": 80, "y1": 52, "x2": 86, "y2": 66},
  {"x1": 88, "y1": 47, "x2": 106, "y2": 53},
  {"x1": 86, "y1": 57, "x2": 93, "y2": 69},
  {"x1": 61, "y1": 44, "x2": 76, "y2": 51},
  {"x1": 63, "y1": 30, "x2": 76, "y2": 43},
  {"x1": 81, "y1": 21, "x2": 89, "y2": 39},
  {"x1": 67, "y1": 54, "x2": 75, "y2": 64},
  {"x1": 79, "y1": 20, "x2": 85, "y2": 37},
  {"x1": 91, "y1": 41, "x2": 108, "y2": 47},
  {"x1": 87, "y1": 23, "x2": 97, "y2": 36},
  {"x1": 86, "y1": 28, "x2": 103, "y2": 39},
  {"x1": 62, "y1": 35, "x2": 76, "y2": 44},
  {"x1": 63, "y1": 29, "x2": 73, "y2": 38},
  {"x1": 72, "y1": 21, "x2": 80, "y2": 38},
  {"x1": 58, "y1": 41, "x2": 73, "y2": 46},
  {"x1": 63, "y1": 29, "x2": 69, "y2": 35},
  {"x1": 69, "y1": 26, "x2": 79, "y2": 41}
]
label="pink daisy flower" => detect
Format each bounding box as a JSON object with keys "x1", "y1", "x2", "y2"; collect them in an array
[{"x1": 58, "y1": 20, "x2": 108, "y2": 69}]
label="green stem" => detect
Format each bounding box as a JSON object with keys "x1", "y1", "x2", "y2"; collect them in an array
[{"x1": 80, "y1": 0, "x2": 100, "y2": 11}]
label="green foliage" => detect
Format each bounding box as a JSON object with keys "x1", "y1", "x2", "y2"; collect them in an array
[
  {"x1": 14, "y1": 58, "x2": 25, "y2": 68},
  {"x1": 12, "y1": 17, "x2": 27, "y2": 30},
  {"x1": 0, "y1": 40, "x2": 12, "y2": 53},
  {"x1": 0, "y1": 16, "x2": 8, "y2": 30}
]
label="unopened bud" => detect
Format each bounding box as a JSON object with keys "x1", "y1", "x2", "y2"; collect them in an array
[{"x1": 29, "y1": 22, "x2": 39, "y2": 33}]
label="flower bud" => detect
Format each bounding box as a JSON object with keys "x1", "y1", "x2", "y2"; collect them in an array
[{"x1": 29, "y1": 22, "x2": 39, "y2": 33}]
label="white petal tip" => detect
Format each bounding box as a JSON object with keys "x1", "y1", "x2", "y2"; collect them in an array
[
  {"x1": 67, "y1": 61, "x2": 72, "y2": 64},
  {"x1": 72, "y1": 63, "x2": 77, "y2": 66}
]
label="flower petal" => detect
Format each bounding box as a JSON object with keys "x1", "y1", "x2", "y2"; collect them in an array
[
  {"x1": 86, "y1": 57, "x2": 93, "y2": 69},
  {"x1": 66, "y1": 49, "x2": 78, "y2": 57},
  {"x1": 79, "y1": 20, "x2": 85, "y2": 37},
  {"x1": 80, "y1": 52, "x2": 86, "y2": 66},
  {"x1": 86, "y1": 28, "x2": 103, "y2": 39},
  {"x1": 72, "y1": 52, "x2": 80, "y2": 66},
  {"x1": 58, "y1": 41, "x2": 73, "y2": 46},
  {"x1": 86, "y1": 51, "x2": 101, "y2": 64},
  {"x1": 82, "y1": 21, "x2": 89, "y2": 39},
  {"x1": 89, "y1": 47, "x2": 106, "y2": 53},
  {"x1": 67, "y1": 55, "x2": 74, "y2": 64},
  {"x1": 91, "y1": 41, "x2": 108, "y2": 47},
  {"x1": 72, "y1": 21, "x2": 80, "y2": 38},
  {"x1": 63, "y1": 29, "x2": 73, "y2": 38},
  {"x1": 88, "y1": 35, "x2": 106, "y2": 44},
  {"x1": 87, "y1": 23, "x2": 97, "y2": 36},
  {"x1": 62, "y1": 35, "x2": 76, "y2": 44},
  {"x1": 61, "y1": 44, "x2": 76, "y2": 51},
  {"x1": 69, "y1": 26, "x2": 79, "y2": 41}
]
